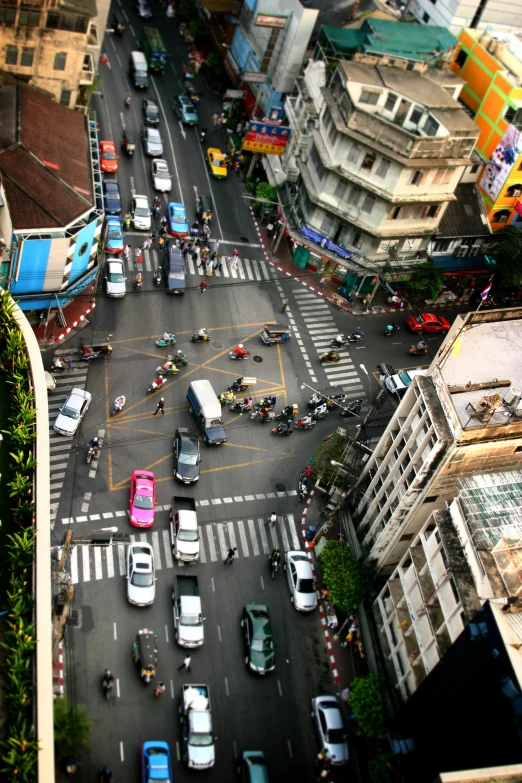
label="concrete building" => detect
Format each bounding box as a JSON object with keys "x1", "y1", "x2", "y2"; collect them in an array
[
  {"x1": 225, "y1": 0, "x2": 318, "y2": 115},
  {"x1": 408, "y1": 0, "x2": 522, "y2": 36},
  {"x1": 345, "y1": 308, "x2": 522, "y2": 574},
  {"x1": 0, "y1": 0, "x2": 111, "y2": 110}
]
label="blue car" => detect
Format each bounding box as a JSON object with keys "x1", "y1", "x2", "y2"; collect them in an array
[
  {"x1": 103, "y1": 178, "x2": 122, "y2": 215},
  {"x1": 103, "y1": 216, "x2": 124, "y2": 254},
  {"x1": 172, "y1": 94, "x2": 198, "y2": 125},
  {"x1": 141, "y1": 741, "x2": 172, "y2": 783},
  {"x1": 167, "y1": 202, "x2": 188, "y2": 237}
]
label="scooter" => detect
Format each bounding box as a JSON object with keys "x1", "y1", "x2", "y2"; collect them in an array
[
  {"x1": 111, "y1": 395, "x2": 126, "y2": 417},
  {"x1": 228, "y1": 377, "x2": 249, "y2": 392},
  {"x1": 86, "y1": 444, "x2": 99, "y2": 464},
  {"x1": 154, "y1": 267, "x2": 162, "y2": 287},
  {"x1": 146, "y1": 377, "x2": 168, "y2": 394},
  {"x1": 351, "y1": 330, "x2": 364, "y2": 341},
  {"x1": 156, "y1": 333, "x2": 176, "y2": 347},
  {"x1": 297, "y1": 471, "x2": 309, "y2": 501},
  {"x1": 101, "y1": 677, "x2": 113, "y2": 700},
  {"x1": 308, "y1": 394, "x2": 324, "y2": 409},
  {"x1": 230, "y1": 398, "x2": 253, "y2": 414},
  {"x1": 385, "y1": 323, "x2": 399, "y2": 336},
  {"x1": 295, "y1": 415, "x2": 315, "y2": 430},
  {"x1": 276, "y1": 406, "x2": 298, "y2": 421},
  {"x1": 320, "y1": 351, "x2": 340, "y2": 363},
  {"x1": 172, "y1": 351, "x2": 188, "y2": 366},
  {"x1": 409, "y1": 345, "x2": 428, "y2": 355},
  {"x1": 134, "y1": 279, "x2": 143, "y2": 292},
  {"x1": 249, "y1": 409, "x2": 275, "y2": 423},
  {"x1": 229, "y1": 350, "x2": 249, "y2": 360},
  {"x1": 270, "y1": 557, "x2": 280, "y2": 579},
  {"x1": 312, "y1": 404, "x2": 328, "y2": 421},
  {"x1": 331, "y1": 337, "x2": 350, "y2": 350},
  {"x1": 340, "y1": 399, "x2": 363, "y2": 417},
  {"x1": 51, "y1": 358, "x2": 74, "y2": 372},
  {"x1": 255, "y1": 397, "x2": 276, "y2": 410},
  {"x1": 156, "y1": 362, "x2": 180, "y2": 376},
  {"x1": 191, "y1": 332, "x2": 211, "y2": 342},
  {"x1": 272, "y1": 421, "x2": 293, "y2": 436}
]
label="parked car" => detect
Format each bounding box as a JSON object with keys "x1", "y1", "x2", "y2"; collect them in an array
[
  {"x1": 238, "y1": 751, "x2": 269, "y2": 783},
  {"x1": 141, "y1": 125, "x2": 163, "y2": 156},
  {"x1": 141, "y1": 741, "x2": 172, "y2": 783},
  {"x1": 206, "y1": 147, "x2": 228, "y2": 179},
  {"x1": 167, "y1": 202, "x2": 188, "y2": 237},
  {"x1": 127, "y1": 542, "x2": 156, "y2": 606},
  {"x1": 103, "y1": 216, "x2": 124, "y2": 254},
  {"x1": 142, "y1": 99, "x2": 160, "y2": 126},
  {"x1": 151, "y1": 159, "x2": 172, "y2": 192},
  {"x1": 105, "y1": 259, "x2": 126, "y2": 298},
  {"x1": 131, "y1": 194, "x2": 151, "y2": 231},
  {"x1": 53, "y1": 388, "x2": 92, "y2": 436},
  {"x1": 173, "y1": 428, "x2": 201, "y2": 483},
  {"x1": 103, "y1": 178, "x2": 122, "y2": 215},
  {"x1": 172, "y1": 94, "x2": 198, "y2": 125},
  {"x1": 311, "y1": 695, "x2": 349, "y2": 766},
  {"x1": 241, "y1": 604, "x2": 275, "y2": 675},
  {"x1": 129, "y1": 470, "x2": 156, "y2": 528},
  {"x1": 284, "y1": 551, "x2": 317, "y2": 612},
  {"x1": 406, "y1": 313, "x2": 451, "y2": 334},
  {"x1": 99, "y1": 140, "x2": 119, "y2": 173}
]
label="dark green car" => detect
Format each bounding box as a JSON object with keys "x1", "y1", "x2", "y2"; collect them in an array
[{"x1": 241, "y1": 604, "x2": 275, "y2": 675}]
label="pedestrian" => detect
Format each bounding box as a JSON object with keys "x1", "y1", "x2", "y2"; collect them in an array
[
  {"x1": 217, "y1": 255, "x2": 224, "y2": 272},
  {"x1": 206, "y1": 258, "x2": 213, "y2": 276},
  {"x1": 266, "y1": 512, "x2": 277, "y2": 527},
  {"x1": 143, "y1": 237, "x2": 151, "y2": 251},
  {"x1": 213, "y1": 254, "x2": 220, "y2": 271},
  {"x1": 233, "y1": 247, "x2": 239, "y2": 259},
  {"x1": 211, "y1": 240, "x2": 220, "y2": 256},
  {"x1": 154, "y1": 682, "x2": 166, "y2": 697},
  {"x1": 318, "y1": 276, "x2": 326, "y2": 290},
  {"x1": 282, "y1": 298, "x2": 289, "y2": 313},
  {"x1": 235, "y1": 121, "x2": 243, "y2": 135},
  {"x1": 200, "y1": 280, "x2": 207, "y2": 295},
  {"x1": 124, "y1": 244, "x2": 131, "y2": 262},
  {"x1": 136, "y1": 248, "x2": 143, "y2": 265},
  {"x1": 149, "y1": 233, "x2": 156, "y2": 247},
  {"x1": 177, "y1": 655, "x2": 191, "y2": 672},
  {"x1": 267, "y1": 221, "x2": 275, "y2": 239},
  {"x1": 212, "y1": 113, "x2": 219, "y2": 127},
  {"x1": 153, "y1": 397, "x2": 165, "y2": 416},
  {"x1": 224, "y1": 546, "x2": 237, "y2": 565}
]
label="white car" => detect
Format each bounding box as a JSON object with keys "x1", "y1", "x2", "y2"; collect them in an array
[
  {"x1": 151, "y1": 159, "x2": 172, "y2": 192},
  {"x1": 105, "y1": 259, "x2": 126, "y2": 298},
  {"x1": 127, "y1": 542, "x2": 156, "y2": 606},
  {"x1": 53, "y1": 388, "x2": 92, "y2": 436},
  {"x1": 311, "y1": 695, "x2": 349, "y2": 766},
  {"x1": 284, "y1": 551, "x2": 317, "y2": 612},
  {"x1": 131, "y1": 194, "x2": 151, "y2": 231}
]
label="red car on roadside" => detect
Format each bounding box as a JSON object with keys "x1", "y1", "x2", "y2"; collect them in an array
[
  {"x1": 129, "y1": 470, "x2": 156, "y2": 528},
  {"x1": 100, "y1": 140, "x2": 119, "y2": 173},
  {"x1": 406, "y1": 313, "x2": 451, "y2": 334}
]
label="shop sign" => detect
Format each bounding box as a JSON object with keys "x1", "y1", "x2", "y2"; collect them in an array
[
  {"x1": 242, "y1": 121, "x2": 291, "y2": 156},
  {"x1": 225, "y1": 89, "x2": 245, "y2": 99},
  {"x1": 243, "y1": 71, "x2": 268, "y2": 83},
  {"x1": 299, "y1": 224, "x2": 354, "y2": 260},
  {"x1": 256, "y1": 14, "x2": 287, "y2": 28}
]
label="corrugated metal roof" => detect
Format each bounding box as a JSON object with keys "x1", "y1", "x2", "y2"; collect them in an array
[
  {"x1": 438, "y1": 183, "x2": 492, "y2": 239},
  {"x1": 457, "y1": 472, "x2": 522, "y2": 551}
]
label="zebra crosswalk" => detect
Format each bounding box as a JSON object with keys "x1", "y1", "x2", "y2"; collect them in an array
[
  {"x1": 125, "y1": 247, "x2": 273, "y2": 283},
  {"x1": 290, "y1": 288, "x2": 365, "y2": 394},
  {"x1": 70, "y1": 514, "x2": 301, "y2": 584}
]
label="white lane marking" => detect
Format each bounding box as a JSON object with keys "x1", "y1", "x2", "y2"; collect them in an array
[
  {"x1": 217, "y1": 523, "x2": 228, "y2": 559},
  {"x1": 151, "y1": 80, "x2": 183, "y2": 200},
  {"x1": 287, "y1": 514, "x2": 301, "y2": 550},
  {"x1": 237, "y1": 260, "x2": 246, "y2": 279},
  {"x1": 248, "y1": 519, "x2": 259, "y2": 556},
  {"x1": 236, "y1": 520, "x2": 249, "y2": 557},
  {"x1": 118, "y1": 544, "x2": 126, "y2": 576},
  {"x1": 105, "y1": 545, "x2": 115, "y2": 579},
  {"x1": 94, "y1": 547, "x2": 102, "y2": 580},
  {"x1": 261, "y1": 260, "x2": 270, "y2": 280},
  {"x1": 71, "y1": 546, "x2": 78, "y2": 584},
  {"x1": 257, "y1": 518, "x2": 270, "y2": 555},
  {"x1": 243, "y1": 258, "x2": 253, "y2": 279},
  {"x1": 205, "y1": 526, "x2": 217, "y2": 562},
  {"x1": 120, "y1": 742, "x2": 124, "y2": 763},
  {"x1": 162, "y1": 530, "x2": 173, "y2": 569},
  {"x1": 199, "y1": 534, "x2": 206, "y2": 564},
  {"x1": 279, "y1": 517, "x2": 290, "y2": 552},
  {"x1": 152, "y1": 531, "x2": 162, "y2": 570},
  {"x1": 82, "y1": 546, "x2": 90, "y2": 582}
]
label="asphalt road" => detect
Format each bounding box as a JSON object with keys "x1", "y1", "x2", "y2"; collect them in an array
[{"x1": 50, "y1": 3, "x2": 461, "y2": 780}]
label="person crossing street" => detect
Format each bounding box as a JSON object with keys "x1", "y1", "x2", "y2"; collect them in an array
[{"x1": 153, "y1": 397, "x2": 165, "y2": 416}]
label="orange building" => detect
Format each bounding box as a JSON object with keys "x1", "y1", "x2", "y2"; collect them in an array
[{"x1": 451, "y1": 29, "x2": 522, "y2": 231}]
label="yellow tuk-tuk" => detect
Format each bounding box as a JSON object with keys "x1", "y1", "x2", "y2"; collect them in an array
[{"x1": 260, "y1": 325, "x2": 292, "y2": 346}]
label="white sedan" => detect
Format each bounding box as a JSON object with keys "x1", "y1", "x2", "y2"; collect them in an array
[
  {"x1": 284, "y1": 550, "x2": 317, "y2": 612},
  {"x1": 151, "y1": 159, "x2": 172, "y2": 192},
  {"x1": 131, "y1": 194, "x2": 151, "y2": 231},
  {"x1": 53, "y1": 388, "x2": 92, "y2": 436},
  {"x1": 126, "y1": 542, "x2": 156, "y2": 606}
]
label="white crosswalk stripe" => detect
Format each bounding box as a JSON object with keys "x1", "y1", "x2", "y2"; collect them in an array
[
  {"x1": 145, "y1": 248, "x2": 273, "y2": 284},
  {"x1": 70, "y1": 514, "x2": 302, "y2": 584},
  {"x1": 291, "y1": 287, "x2": 365, "y2": 395}
]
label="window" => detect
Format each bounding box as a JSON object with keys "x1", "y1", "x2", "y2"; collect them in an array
[
  {"x1": 362, "y1": 194, "x2": 376, "y2": 214},
  {"x1": 492, "y1": 210, "x2": 510, "y2": 223},
  {"x1": 361, "y1": 153, "x2": 376, "y2": 171},
  {"x1": 505, "y1": 184, "x2": 522, "y2": 198},
  {"x1": 504, "y1": 106, "x2": 516, "y2": 124},
  {"x1": 390, "y1": 206, "x2": 401, "y2": 220},
  {"x1": 515, "y1": 445, "x2": 522, "y2": 453},
  {"x1": 433, "y1": 168, "x2": 452, "y2": 185},
  {"x1": 5, "y1": 45, "x2": 17, "y2": 65},
  {"x1": 423, "y1": 496, "x2": 439, "y2": 503},
  {"x1": 360, "y1": 90, "x2": 380, "y2": 106},
  {"x1": 352, "y1": 231, "x2": 363, "y2": 249},
  {"x1": 346, "y1": 186, "x2": 361, "y2": 206},
  {"x1": 471, "y1": 163, "x2": 480, "y2": 174},
  {"x1": 53, "y1": 51, "x2": 67, "y2": 71},
  {"x1": 422, "y1": 12, "x2": 430, "y2": 22},
  {"x1": 59, "y1": 89, "x2": 71, "y2": 107},
  {"x1": 19, "y1": 9, "x2": 40, "y2": 26},
  {"x1": 455, "y1": 48, "x2": 468, "y2": 68},
  {"x1": 423, "y1": 116, "x2": 440, "y2": 136},
  {"x1": 375, "y1": 158, "x2": 390, "y2": 178},
  {"x1": 334, "y1": 179, "x2": 347, "y2": 202},
  {"x1": 410, "y1": 105, "x2": 423, "y2": 125},
  {"x1": 0, "y1": 6, "x2": 16, "y2": 23},
  {"x1": 384, "y1": 93, "x2": 397, "y2": 112},
  {"x1": 20, "y1": 47, "x2": 34, "y2": 67},
  {"x1": 46, "y1": 12, "x2": 89, "y2": 34},
  {"x1": 421, "y1": 205, "x2": 441, "y2": 219},
  {"x1": 432, "y1": 238, "x2": 451, "y2": 252},
  {"x1": 347, "y1": 144, "x2": 360, "y2": 164},
  {"x1": 321, "y1": 213, "x2": 335, "y2": 233},
  {"x1": 323, "y1": 110, "x2": 337, "y2": 146},
  {"x1": 409, "y1": 170, "x2": 424, "y2": 186}
]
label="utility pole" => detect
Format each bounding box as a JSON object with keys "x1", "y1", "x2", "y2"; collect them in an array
[
  {"x1": 272, "y1": 188, "x2": 299, "y2": 253},
  {"x1": 52, "y1": 530, "x2": 74, "y2": 662}
]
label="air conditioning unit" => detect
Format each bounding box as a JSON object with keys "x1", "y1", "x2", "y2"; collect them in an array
[
  {"x1": 512, "y1": 189, "x2": 522, "y2": 198},
  {"x1": 301, "y1": 152, "x2": 308, "y2": 163},
  {"x1": 287, "y1": 168, "x2": 300, "y2": 183},
  {"x1": 504, "y1": 385, "x2": 521, "y2": 407},
  {"x1": 456, "y1": 245, "x2": 469, "y2": 258}
]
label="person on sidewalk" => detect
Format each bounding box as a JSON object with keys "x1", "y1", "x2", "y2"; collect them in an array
[
  {"x1": 224, "y1": 546, "x2": 237, "y2": 565},
  {"x1": 267, "y1": 221, "x2": 275, "y2": 239},
  {"x1": 154, "y1": 682, "x2": 166, "y2": 697},
  {"x1": 153, "y1": 397, "x2": 165, "y2": 416},
  {"x1": 200, "y1": 280, "x2": 207, "y2": 295},
  {"x1": 318, "y1": 276, "x2": 326, "y2": 291},
  {"x1": 177, "y1": 656, "x2": 191, "y2": 672}
]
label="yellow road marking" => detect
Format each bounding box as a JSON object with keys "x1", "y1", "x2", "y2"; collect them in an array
[{"x1": 108, "y1": 321, "x2": 276, "y2": 345}]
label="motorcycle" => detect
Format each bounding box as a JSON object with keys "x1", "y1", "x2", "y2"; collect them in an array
[
  {"x1": 255, "y1": 397, "x2": 276, "y2": 410},
  {"x1": 276, "y1": 404, "x2": 298, "y2": 421},
  {"x1": 331, "y1": 337, "x2": 350, "y2": 349},
  {"x1": 134, "y1": 279, "x2": 143, "y2": 292},
  {"x1": 270, "y1": 557, "x2": 280, "y2": 579},
  {"x1": 249, "y1": 409, "x2": 275, "y2": 423},
  {"x1": 146, "y1": 377, "x2": 167, "y2": 394},
  {"x1": 101, "y1": 676, "x2": 113, "y2": 700},
  {"x1": 320, "y1": 351, "x2": 340, "y2": 364},
  {"x1": 295, "y1": 415, "x2": 315, "y2": 431},
  {"x1": 312, "y1": 404, "x2": 328, "y2": 421},
  {"x1": 409, "y1": 345, "x2": 428, "y2": 355},
  {"x1": 272, "y1": 421, "x2": 293, "y2": 436},
  {"x1": 308, "y1": 393, "x2": 323, "y2": 409},
  {"x1": 125, "y1": 95, "x2": 131, "y2": 108},
  {"x1": 297, "y1": 471, "x2": 309, "y2": 501},
  {"x1": 340, "y1": 399, "x2": 363, "y2": 417},
  {"x1": 154, "y1": 267, "x2": 162, "y2": 287},
  {"x1": 111, "y1": 395, "x2": 126, "y2": 417},
  {"x1": 229, "y1": 350, "x2": 249, "y2": 361},
  {"x1": 86, "y1": 444, "x2": 99, "y2": 464},
  {"x1": 51, "y1": 357, "x2": 74, "y2": 372},
  {"x1": 156, "y1": 362, "x2": 180, "y2": 376},
  {"x1": 99, "y1": 766, "x2": 113, "y2": 783},
  {"x1": 191, "y1": 332, "x2": 211, "y2": 342},
  {"x1": 230, "y1": 398, "x2": 253, "y2": 414},
  {"x1": 172, "y1": 351, "x2": 188, "y2": 366},
  {"x1": 156, "y1": 333, "x2": 176, "y2": 347},
  {"x1": 228, "y1": 377, "x2": 251, "y2": 392},
  {"x1": 385, "y1": 323, "x2": 399, "y2": 336},
  {"x1": 79, "y1": 343, "x2": 112, "y2": 361}
]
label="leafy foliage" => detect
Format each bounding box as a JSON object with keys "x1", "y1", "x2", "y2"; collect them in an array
[
  {"x1": 489, "y1": 226, "x2": 522, "y2": 287},
  {"x1": 348, "y1": 674, "x2": 385, "y2": 737},
  {"x1": 311, "y1": 432, "x2": 351, "y2": 488},
  {"x1": 368, "y1": 753, "x2": 396, "y2": 783},
  {"x1": 319, "y1": 540, "x2": 373, "y2": 612},
  {"x1": 408, "y1": 258, "x2": 445, "y2": 299},
  {"x1": 53, "y1": 700, "x2": 92, "y2": 760}
]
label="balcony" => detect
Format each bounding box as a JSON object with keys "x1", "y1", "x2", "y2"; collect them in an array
[
  {"x1": 79, "y1": 53, "x2": 94, "y2": 85},
  {"x1": 87, "y1": 24, "x2": 99, "y2": 48}
]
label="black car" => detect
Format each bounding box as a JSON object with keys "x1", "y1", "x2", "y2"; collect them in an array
[
  {"x1": 173, "y1": 428, "x2": 201, "y2": 483},
  {"x1": 163, "y1": 245, "x2": 186, "y2": 294},
  {"x1": 102, "y1": 178, "x2": 121, "y2": 215},
  {"x1": 142, "y1": 99, "x2": 160, "y2": 126}
]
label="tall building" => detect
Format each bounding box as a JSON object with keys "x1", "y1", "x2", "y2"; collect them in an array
[
  {"x1": 408, "y1": 0, "x2": 522, "y2": 36},
  {"x1": 0, "y1": 0, "x2": 111, "y2": 110},
  {"x1": 344, "y1": 308, "x2": 522, "y2": 573},
  {"x1": 451, "y1": 29, "x2": 522, "y2": 231}
]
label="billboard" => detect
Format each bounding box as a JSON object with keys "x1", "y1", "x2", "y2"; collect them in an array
[
  {"x1": 480, "y1": 124, "x2": 522, "y2": 201},
  {"x1": 255, "y1": 14, "x2": 287, "y2": 28},
  {"x1": 242, "y1": 121, "x2": 291, "y2": 156}
]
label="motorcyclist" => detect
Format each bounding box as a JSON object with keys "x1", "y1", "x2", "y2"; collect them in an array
[
  {"x1": 152, "y1": 376, "x2": 164, "y2": 390},
  {"x1": 135, "y1": 272, "x2": 143, "y2": 287},
  {"x1": 102, "y1": 670, "x2": 114, "y2": 691},
  {"x1": 125, "y1": 92, "x2": 131, "y2": 107},
  {"x1": 162, "y1": 330, "x2": 173, "y2": 343},
  {"x1": 234, "y1": 344, "x2": 248, "y2": 358},
  {"x1": 161, "y1": 360, "x2": 174, "y2": 372},
  {"x1": 271, "y1": 547, "x2": 281, "y2": 565},
  {"x1": 123, "y1": 212, "x2": 131, "y2": 230},
  {"x1": 281, "y1": 404, "x2": 295, "y2": 418},
  {"x1": 191, "y1": 222, "x2": 199, "y2": 237},
  {"x1": 53, "y1": 356, "x2": 66, "y2": 369},
  {"x1": 172, "y1": 350, "x2": 184, "y2": 364},
  {"x1": 238, "y1": 397, "x2": 252, "y2": 413},
  {"x1": 323, "y1": 350, "x2": 338, "y2": 360},
  {"x1": 89, "y1": 437, "x2": 100, "y2": 453},
  {"x1": 199, "y1": 126, "x2": 207, "y2": 142},
  {"x1": 99, "y1": 766, "x2": 113, "y2": 783},
  {"x1": 416, "y1": 340, "x2": 427, "y2": 351},
  {"x1": 226, "y1": 389, "x2": 235, "y2": 406},
  {"x1": 334, "y1": 334, "x2": 347, "y2": 346},
  {"x1": 198, "y1": 327, "x2": 209, "y2": 340},
  {"x1": 259, "y1": 406, "x2": 271, "y2": 421},
  {"x1": 354, "y1": 325, "x2": 362, "y2": 336},
  {"x1": 386, "y1": 322, "x2": 398, "y2": 334}
]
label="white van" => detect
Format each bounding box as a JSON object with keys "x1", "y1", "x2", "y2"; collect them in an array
[{"x1": 129, "y1": 51, "x2": 148, "y2": 89}]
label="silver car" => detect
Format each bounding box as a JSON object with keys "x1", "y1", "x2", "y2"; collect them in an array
[
  {"x1": 131, "y1": 194, "x2": 151, "y2": 231},
  {"x1": 105, "y1": 259, "x2": 126, "y2": 298},
  {"x1": 151, "y1": 159, "x2": 172, "y2": 192},
  {"x1": 311, "y1": 696, "x2": 349, "y2": 765},
  {"x1": 127, "y1": 542, "x2": 156, "y2": 606},
  {"x1": 141, "y1": 125, "x2": 163, "y2": 156},
  {"x1": 284, "y1": 551, "x2": 317, "y2": 612},
  {"x1": 53, "y1": 388, "x2": 92, "y2": 436}
]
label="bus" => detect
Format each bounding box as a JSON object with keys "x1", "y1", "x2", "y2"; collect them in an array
[{"x1": 140, "y1": 27, "x2": 168, "y2": 73}]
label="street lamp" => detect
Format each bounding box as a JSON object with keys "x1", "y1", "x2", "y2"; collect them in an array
[
  {"x1": 300, "y1": 382, "x2": 360, "y2": 416},
  {"x1": 331, "y1": 460, "x2": 349, "y2": 474},
  {"x1": 360, "y1": 363, "x2": 372, "y2": 403}
]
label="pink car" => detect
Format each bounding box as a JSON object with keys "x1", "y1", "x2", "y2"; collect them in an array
[{"x1": 129, "y1": 470, "x2": 156, "y2": 528}]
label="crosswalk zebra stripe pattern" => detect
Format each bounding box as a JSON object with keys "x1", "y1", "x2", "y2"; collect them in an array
[
  {"x1": 69, "y1": 514, "x2": 300, "y2": 584},
  {"x1": 291, "y1": 288, "x2": 365, "y2": 395},
  {"x1": 125, "y1": 247, "x2": 272, "y2": 282}
]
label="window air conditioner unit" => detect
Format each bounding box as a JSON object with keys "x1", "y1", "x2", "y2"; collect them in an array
[
  {"x1": 456, "y1": 245, "x2": 469, "y2": 258},
  {"x1": 512, "y1": 189, "x2": 521, "y2": 198}
]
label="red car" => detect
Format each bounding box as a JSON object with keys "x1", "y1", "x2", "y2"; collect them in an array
[
  {"x1": 406, "y1": 313, "x2": 451, "y2": 334},
  {"x1": 100, "y1": 140, "x2": 119, "y2": 173},
  {"x1": 129, "y1": 470, "x2": 156, "y2": 528}
]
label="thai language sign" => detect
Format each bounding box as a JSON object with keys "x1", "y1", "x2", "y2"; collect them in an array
[{"x1": 242, "y1": 121, "x2": 291, "y2": 156}]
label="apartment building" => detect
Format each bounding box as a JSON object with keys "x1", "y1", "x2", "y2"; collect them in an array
[
  {"x1": 409, "y1": 0, "x2": 522, "y2": 35},
  {"x1": 345, "y1": 308, "x2": 522, "y2": 573},
  {"x1": 0, "y1": 0, "x2": 110, "y2": 110}
]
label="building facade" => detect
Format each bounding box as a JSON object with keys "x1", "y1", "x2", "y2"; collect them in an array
[
  {"x1": 408, "y1": 0, "x2": 522, "y2": 35},
  {"x1": 0, "y1": 0, "x2": 110, "y2": 110}
]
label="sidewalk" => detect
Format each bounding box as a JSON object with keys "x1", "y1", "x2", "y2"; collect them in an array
[{"x1": 33, "y1": 284, "x2": 96, "y2": 351}]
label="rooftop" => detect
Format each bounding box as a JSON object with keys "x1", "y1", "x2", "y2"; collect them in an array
[{"x1": 437, "y1": 183, "x2": 492, "y2": 238}]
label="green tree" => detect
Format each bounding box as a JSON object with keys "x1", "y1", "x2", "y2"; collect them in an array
[
  {"x1": 489, "y1": 226, "x2": 522, "y2": 287},
  {"x1": 319, "y1": 540, "x2": 373, "y2": 612},
  {"x1": 409, "y1": 258, "x2": 445, "y2": 299},
  {"x1": 368, "y1": 753, "x2": 396, "y2": 783},
  {"x1": 349, "y1": 674, "x2": 385, "y2": 737},
  {"x1": 53, "y1": 700, "x2": 91, "y2": 760}
]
